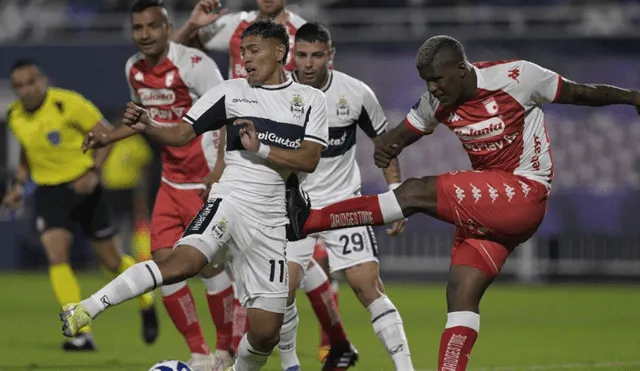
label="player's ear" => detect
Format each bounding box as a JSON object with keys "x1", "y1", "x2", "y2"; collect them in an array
[
  {"x1": 276, "y1": 44, "x2": 286, "y2": 64},
  {"x1": 328, "y1": 47, "x2": 336, "y2": 65},
  {"x1": 167, "y1": 22, "x2": 174, "y2": 35},
  {"x1": 457, "y1": 62, "x2": 467, "y2": 78}
]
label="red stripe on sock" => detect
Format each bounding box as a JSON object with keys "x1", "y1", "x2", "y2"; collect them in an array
[
  {"x1": 206, "y1": 286, "x2": 234, "y2": 352},
  {"x1": 438, "y1": 326, "x2": 478, "y2": 371},
  {"x1": 162, "y1": 285, "x2": 210, "y2": 355},
  {"x1": 303, "y1": 195, "x2": 384, "y2": 235}
]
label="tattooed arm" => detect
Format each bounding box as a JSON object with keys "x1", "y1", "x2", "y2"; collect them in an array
[{"x1": 555, "y1": 79, "x2": 640, "y2": 107}]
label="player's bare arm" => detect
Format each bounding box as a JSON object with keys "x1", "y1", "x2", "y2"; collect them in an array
[
  {"x1": 83, "y1": 124, "x2": 138, "y2": 152},
  {"x1": 555, "y1": 78, "x2": 640, "y2": 108},
  {"x1": 234, "y1": 119, "x2": 323, "y2": 173},
  {"x1": 172, "y1": 0, "x2": 225, "y2": 48},
  {"x1": 200, "y1": 126, "x2": 227, "y2": 200},
  {"x1": 87, "y1": 119, "x2": 115, "y2": 173},
  {"x1": 123, "y1": 102, "x2": 197, "y2": 147},
  {"x1": 374, "y1": 122, "x2": 425, "y2": 169}
]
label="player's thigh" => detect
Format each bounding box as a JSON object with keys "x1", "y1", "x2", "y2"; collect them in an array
[
  {"x1": 436, "y1": 170, "x2": 548, "y2": 240},
  {"x1": 150, "y1": 183, "x2": 184, "y2": 252},
  {"x1": 323, "y1": 225, "x2": 379, "y2": 280},
  {"x1": 450, "y1": 231, "x2": 514, "y2": 279},
  {"x1": 231, "y1": 219, "x2": 288, "y2": 316},
  {"x1": 34, "y1": 185, "x2": 76, "y2": 264}
]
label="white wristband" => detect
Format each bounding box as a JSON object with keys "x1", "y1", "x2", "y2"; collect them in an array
[
  {"x1": 256, "y1": 143, "x2": 271, "y2": 159},
  {"x1": 389, "y1": 182, "x2": 402, "y2": 191}
]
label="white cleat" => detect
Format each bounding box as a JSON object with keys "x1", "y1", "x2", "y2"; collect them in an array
[
  {"x1": 211, "y1": 350, "x2": 233, "y2": 371},
  {"x1": 188, "y1": 353, "x2": 215, "y2": 371}
]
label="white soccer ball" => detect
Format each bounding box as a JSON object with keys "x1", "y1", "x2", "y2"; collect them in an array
[{"x1": 148, "y1": 360, "x2": 194, "y2": 371}]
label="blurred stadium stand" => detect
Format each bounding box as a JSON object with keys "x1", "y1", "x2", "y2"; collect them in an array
[{"x1": 1, "y1": 0, "x2": 639, "y2": 282}]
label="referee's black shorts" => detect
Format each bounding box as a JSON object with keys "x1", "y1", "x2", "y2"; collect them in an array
[{"x1": 34, "y1": 183, "x2": 117, "y2": 240}]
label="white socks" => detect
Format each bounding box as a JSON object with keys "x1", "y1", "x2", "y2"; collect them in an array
[
  {"x1": 378, "y1": 190, "x2": 405, "y2": 224},
  {"x1": 278, "y1": 302, "x2": 300, "y2": 370},
  {"x1": 446, "y1": 311, "x2": 480, "y2": 332},
  {"x1": 368, "y1": 295, "x2": 414, "y2": 371},
  {"x1": 301, "y1": 261, "x2": 329, "y2": 293},
  {"x1": 232, "y1": 334, "x2": 271, "y2": 371},
  {"x1": 82, "y1": 261, "x2": 163, "y2": 318}
]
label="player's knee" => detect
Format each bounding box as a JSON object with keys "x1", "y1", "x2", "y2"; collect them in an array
[
  {"x1": 248, "y1": 319, "x2": 282, "y2": 351},
  {"x1": 151, "y1": 247, "x2": 173, "y2": 263},
  {"x1": 199, "y1": 262, "x2": 224, "y2": 278},
  {"x1": 395, "y1": 176, "x2": 437, "y2": 215},
  {"x1": 446, "y1": 264, "x2": 492, "y2": 312},
  {"x1": 286, "y1": 262, "x2": 303, "y2": 306},
  {"x1": 346, "y1": 264, "x2": 384, "y2": 307},
  {"x1": 156, "y1": 245, "x2": 208, "y2": 285}
]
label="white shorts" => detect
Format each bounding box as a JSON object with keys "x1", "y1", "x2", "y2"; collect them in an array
[
  {"x1": 176, "y1": 198, "x2": 288, "y2": 314},
  {"x1": 287, "y1": 225, "x2": 379, "y2": 277}
]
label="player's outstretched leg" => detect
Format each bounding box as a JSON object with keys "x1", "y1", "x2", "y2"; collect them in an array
[
  {"x1": 94, "y1": 237, "x2": 159, "y2": 345},
  {"x1": 201, "y1": 264, "x2": 235, "y2": 370},
  {"x1": 60, "y1": 244, "x2": 209, "y2": 342},
  {"x1": 345, "y1": 261, "x2": 413, "y2": 371}
]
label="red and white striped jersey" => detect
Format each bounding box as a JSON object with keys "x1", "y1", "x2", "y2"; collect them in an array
[
  {"x1": 125, "y1": 42, "x2": 224, "y2": 186},
  {"x1": 404, "y1": 60, "x2": 562, "y2": 188},
  {"x1": 198, "y1": 10, "x2": 306, "y2": 79}
]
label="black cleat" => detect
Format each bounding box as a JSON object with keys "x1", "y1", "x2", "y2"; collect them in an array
[
  {"x1": 322, "y1": 343, "x2": 359, "y2": 371},
  {"x1": 141, "y1": 305, "x2": 159, "y2": 345},
  {"x1": 61, "y1": 332, "x2": 97, "y2": 352},
  {"x1": 285, "y1": 174, "x2": 311, "y2": 242}
]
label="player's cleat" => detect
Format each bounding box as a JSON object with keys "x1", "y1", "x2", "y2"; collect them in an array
[
  {"x1": 188, "y1": 353, "x2": 215, "y2": 371},
  {"x1": 60, "y1": 303, "x2": 92, "y2": 338},
  {"x1": 141, "y1": 305, "x2": 159, "y2": 344},
  {"x1": 317, "y1": 344, "x2": 330, "y2": 363},
  {"x1": 61, "y1": 332, "x2": 97, "y2": 352},
  {"x1": 211, "y1": 350, "x2": 233, "y2": 371},
  {"x1": 322, "y1": 343, "x2": 359, "y2": 371},
  {"x1": 285, "y1": 174, "x2": 311, "y2": 242}
]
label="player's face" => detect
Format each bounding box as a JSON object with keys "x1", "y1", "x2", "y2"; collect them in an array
[
  {"x1": 256, "y1": 0, "x2": 285, "y2": 16},
  {"x1": 241, "y1": 36, "x2": 285, "y2": 85},
  {"x1": 131, "y1": 7, "x2": 172, "y2": 59},
  {"x1": 11, "y1": 66, "x2": 47, "y2": 110},
  {"x1": 418, "y1": 62, "x2": 466, "y2": 107},
  {"x1": 293, "y1": 40, "x2": 334, "y2": 88}
]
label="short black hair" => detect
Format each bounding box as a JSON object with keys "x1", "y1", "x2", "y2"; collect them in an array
[
  {"x1": 10, "y1": 59, "x2": 40, "y2": 73},
  {"x1": 295, "y1": 22, "x2": 332, "y2": 46},
  {"x1": 241, "y1": 19, "x2": 290, "y2": 65},
  {"x1": 131, "y1": 0, "x2": 165, "y2": 13},
  {"x1": 415, "y1": 35, "x2": 466, "y2": 69}
]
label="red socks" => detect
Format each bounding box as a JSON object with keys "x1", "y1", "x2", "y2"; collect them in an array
[
  {"x1": 306, "y1": 281, "x2": 349, "y2": 345},
  {"x1": 206, "y1": 286, "x2": 235, "y2": 352},
  {"x1": 303, "y1": 195, "x2": 385, "y2": 235},
  {"x1": 231, "y1": 298, "x2": 249, "y2": 355},
  {"x1": 438, "y1": 312, "x2": 480, "y2": 371},
  {"x1": 162, "y1": 284, "x2": 210, "y2": 355}
]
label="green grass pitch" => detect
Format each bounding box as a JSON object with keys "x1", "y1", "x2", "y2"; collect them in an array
[{"x1": 1, "y1": 273, "x2": 639, "y2": 371}]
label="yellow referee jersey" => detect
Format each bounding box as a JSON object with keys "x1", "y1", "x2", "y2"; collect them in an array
[
  {"x1": 6, "y1": 87, "x2": 104, "y2": 186},
  {"x1": 101, "y1": 134, "x2": 152, "y2": 190}
]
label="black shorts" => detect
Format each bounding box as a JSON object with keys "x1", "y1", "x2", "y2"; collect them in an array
[
  {"x1": 103, "y1": 188, "x2": 135, "y2": 220},
  {"x1": 34, "y1": 183, "x2": 116, "y2": 240}
]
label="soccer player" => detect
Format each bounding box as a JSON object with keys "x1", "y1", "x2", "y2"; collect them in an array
[
  {"x1": 285, "y1": 22, "x2": 413, "y2": 371},
  {"x1": 2, "y1": 59, "x2": 157, "y2": 351},
  {"x1": 173, "y1": 0, "x2": 305, "y2": 78},
  {"x1": 286, "y1": 35, "x2": 640, "y2": 370},
  {"x1": 61, "y1": 19, "x2": 328, "y2": 371},
  {"x1": 82, "y1": 1, "x2": 232, "y2": 369}
]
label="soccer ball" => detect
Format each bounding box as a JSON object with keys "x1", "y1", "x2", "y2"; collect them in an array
[{"x1": 148, "y1": 360, "x2": 194, "y2": 371}]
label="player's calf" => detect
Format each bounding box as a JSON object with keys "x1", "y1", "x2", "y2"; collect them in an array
[{"x1": 232, "y1": 308, "x2": 283, "y2": 371}]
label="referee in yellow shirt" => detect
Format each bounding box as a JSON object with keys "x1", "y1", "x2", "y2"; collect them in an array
[{"x1": 1, "y1": 60, "x2": 158, "y2": 351}]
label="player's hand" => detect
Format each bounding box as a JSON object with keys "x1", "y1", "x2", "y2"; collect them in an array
[
  {"x1": 83, "y1": 131, "x2": 111, "y2": 153},
  {"x1": 374, "y1": 137, "x2": 400, "y2": 168},
  {"x1": 190, "y1": 0, "x2": 227, "y2": 28},
  {"x1": 200, "y1": 171, "x2": 217, "y2": 201},
  {"x1": 386, "y1": 218, "x2": 407, "y2": 236},
  {"x1": 123, "y1": 102, "x2": 150, "y2": 132},
  {"x1": 71, "y1": 170, "x2": 99, "y2": 195},
  {"x1": 234, "y1": 119, "x2": 261, "y2": 153},
  {"x1": 1, "y1": 185, "x2": 24, "y2": 210}
]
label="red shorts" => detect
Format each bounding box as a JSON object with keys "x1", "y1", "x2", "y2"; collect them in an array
[
  {"x1": 436, "y1": 170, "x2": 549, "y2": 277},
  {"x1": 150, "y1": 182, "x2": 204, "y2": 251}
]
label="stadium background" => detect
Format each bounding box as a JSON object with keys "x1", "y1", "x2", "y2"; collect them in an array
[{"x1": 0, "y1": 1, "x2": 639, "y2": 370}]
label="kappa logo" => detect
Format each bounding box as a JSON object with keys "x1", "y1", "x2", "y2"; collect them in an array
[
  {"x1": 191, "y1": 55, "x2": 202, "y2": 66},
  {"x1": 336, "y1": 95, "x2": 349, "y2": 120},
  {"x1": 508, "y1": 67, "x2": 520, "y2": 83},
  {"x1": 290, "y1": 93, "x2": 305, "y2": 118}
]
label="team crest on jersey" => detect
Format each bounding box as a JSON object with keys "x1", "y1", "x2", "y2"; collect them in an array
[
  {"x1": 211, "y1": 218, "x2": 228, "y2": 240},
  {"x1": 134, "y1": 71, "x2": 144, "y2": 82},
  {"x1": 165, "y1": 71, "x2": 175, "y2": 87},
  {"x1": 336, "y1": 95, "x2": 349, "y2": 120},
  {"x1": 46, "y1": 130, "x2": 61, "y2": 146},
  {"x1": 290, "y1": 93, "x2": 305, "y2": 118},
  {"x1": 482, "y1": 97, "x2": 499, "y2": 115}
]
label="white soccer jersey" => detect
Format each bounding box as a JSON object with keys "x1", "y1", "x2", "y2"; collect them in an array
[
  {"x1": 405, "y1": 60, "x2": 562, "y2": 188},
  {"x1": 292, "y1": 70, "x2": 387, "y2": 207},
  {"x1": 183, "y1": 78, "x2": 329, "y2": 226}
]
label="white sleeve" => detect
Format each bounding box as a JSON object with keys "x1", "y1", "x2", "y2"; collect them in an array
[
  {"x1": 188, "y1": 54, "x2": 225, "y2": 97},
  {"x1": 198, "y1": 13, "x2": 241, "y2": 52},
  {"x1": 303, "y1": 90, "x2": 329, "y2": 148},
  {"x1": 183, "y1": 82, "x2": 228, "y2": 136},
  {"x1": 404, "y1": 94, "x2": 439, "y2": 134},
  {"x1": 520, "y1": 61, "x2": 562, "y2": 104},
  {"x1": 124, "y1": 59, "x2": 141, "y2": 103},
  {"x1": 357, "y1": 81, "x2": 387, "y2": 137}
]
